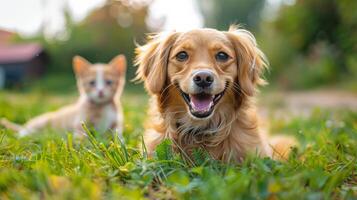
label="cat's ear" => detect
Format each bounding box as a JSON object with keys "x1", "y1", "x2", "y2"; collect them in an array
[
  {"x1": 109, "y1": 54, "x2": 126, "y2": 76},
  {"x1": 73, "y1": 55, "x2": 91, "y2": 75}
]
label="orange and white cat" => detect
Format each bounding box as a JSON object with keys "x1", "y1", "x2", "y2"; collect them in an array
[{"x1": 1, "y1": 55, "x2": 126, "y2": 138}]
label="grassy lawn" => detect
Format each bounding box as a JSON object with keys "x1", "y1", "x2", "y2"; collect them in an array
[{"x1": 0, "y1": 87, "x2": 356, "y2": 199}]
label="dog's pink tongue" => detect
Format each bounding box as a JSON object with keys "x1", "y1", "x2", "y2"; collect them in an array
[{"x1": 190, "y1": 95, "x2": 213, "y2": 112}]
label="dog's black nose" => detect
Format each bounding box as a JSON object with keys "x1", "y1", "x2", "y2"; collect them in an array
[{"x1": 193, "y1": 70, "x2": 214, "y2": 88}]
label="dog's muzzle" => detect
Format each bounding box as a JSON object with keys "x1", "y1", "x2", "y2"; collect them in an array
[{"x1": 179, "y1": 88, "x2": 226, "y2": 119}]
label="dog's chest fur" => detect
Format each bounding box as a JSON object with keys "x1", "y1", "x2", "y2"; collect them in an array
[
  {"x1": 172, "y1": 119, "x2": 268, "y2": 161},
  {"x1": 148, "y1": 94, "x2": 271, "y2": 161}
]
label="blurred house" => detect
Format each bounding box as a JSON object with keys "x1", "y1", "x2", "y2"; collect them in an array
[
  {"x1": 0, "y1": 30, "x2": 48, "y2": 88},
  {"x1": 0, "y1": 30, "x2": 14, "y2": 44}
]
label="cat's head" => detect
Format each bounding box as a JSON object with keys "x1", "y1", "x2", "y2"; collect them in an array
[{"x1": 73, "y1": 55, "x2": 126, "y2": 104}]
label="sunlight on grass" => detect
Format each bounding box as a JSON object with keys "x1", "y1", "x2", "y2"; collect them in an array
[{"x1": 0, "y1": 91, "x2": 356, "y2": 199}]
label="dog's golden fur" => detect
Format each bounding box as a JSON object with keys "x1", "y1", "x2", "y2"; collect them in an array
[{"x1": 135, "y1": 26, "x2": 296, "y2": 162}]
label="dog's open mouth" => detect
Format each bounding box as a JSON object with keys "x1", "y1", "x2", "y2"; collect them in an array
[{"x1": 180, "y1": 90, "x2": 225, "y2": 118}]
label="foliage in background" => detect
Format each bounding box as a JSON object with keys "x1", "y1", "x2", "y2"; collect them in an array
[
  {"x1": 17, "y1": 1, "x2": 149, "y2": 81},
  {"x1": 198, "y1": 0, "x2": 266, "y2": 31},
  {"x1": 12, "y1": 0, "x2": 357, "y2": 91},
  {"x1": 259, "y1": 0, "x2": 357, "y2": 89},
  {"x1": 198, "y1": 0, "x2": 357, "y2": 90}
]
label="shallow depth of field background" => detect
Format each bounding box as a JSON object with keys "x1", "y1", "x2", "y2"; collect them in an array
[
  {"x1": 1, "y1": 0, "x2": 356, "y2": 91},
  {"x1": 0, "y1": 0, "x2": 356, "y2": 199}
]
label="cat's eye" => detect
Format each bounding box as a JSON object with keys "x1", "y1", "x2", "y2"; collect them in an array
[
  {"x1": 215, "y1": 51, "x2": 230, "y2": 62},
  {"x1": 105, "y1": 80, "x2": 113, "y2": 86},
  {"x1": 175, "y1": 51, "x2": 189, "y2": 62},
  {"x1": 89, "y1": 80, "x2": 96, "y2": 87}
]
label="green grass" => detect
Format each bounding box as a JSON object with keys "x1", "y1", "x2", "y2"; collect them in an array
[{"x1": 0, "y1": 89, "x2": 356, "y2": 200}]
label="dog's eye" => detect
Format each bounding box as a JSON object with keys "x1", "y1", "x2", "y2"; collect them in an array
[
  {"x1": 175, "y1": 51, "x2": 189, "y2": 62},
  {"x1": 215, "y1": 52, "x2": 230, "y2": 62}
]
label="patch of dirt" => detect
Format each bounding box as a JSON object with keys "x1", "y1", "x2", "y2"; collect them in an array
[{"x1": 258, "y1": 90, "x2": 357, "y2": 119}]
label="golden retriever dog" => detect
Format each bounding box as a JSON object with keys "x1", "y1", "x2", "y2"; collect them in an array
[{"x1": 135, "y1": 25, "x2": 296, "y2": 162}]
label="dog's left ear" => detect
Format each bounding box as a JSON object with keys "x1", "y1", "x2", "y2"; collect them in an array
[
  {"x1": 225, "y1": 26, "x2": 268, "y2": 96},
  {"x1": 135, "y1": 32, "x2": 180, "y2": 95}
]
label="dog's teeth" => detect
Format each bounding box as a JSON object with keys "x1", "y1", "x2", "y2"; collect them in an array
[{"x1": 215, "y1": 94, "x2": 221, "y2": 101}]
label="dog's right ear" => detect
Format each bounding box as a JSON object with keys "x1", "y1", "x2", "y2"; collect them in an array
[
  {"x1": 135, "y1": 32, "x2": 180, "y2": 94},
  {"x1": 73, "y1": 55, "x2": 91, "y2": 76}
]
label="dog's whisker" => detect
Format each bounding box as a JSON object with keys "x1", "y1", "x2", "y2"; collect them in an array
[
  {"x1": 232, "y1": 82, "x2": 249, "y2": 97},
  {"x1": 157, "y1": 85, "x2": 174, "y2": 107},
  {"x1": 160, "y1": 82, "x2": 174, "y2": 97},
  {"x1": 164, "y1": 111, "x2": 187, "y2": 115}
]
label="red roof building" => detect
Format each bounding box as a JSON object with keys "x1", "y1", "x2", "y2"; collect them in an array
[
  {"x1": 0, "y1": 40, "x2": 48, "y2": 88},
  {"x1": 0, "y1": 43, "x2": 43, "y2": 64},
  {"x1": 0, "y1": 30, "x2": 15, "y2": 44}
]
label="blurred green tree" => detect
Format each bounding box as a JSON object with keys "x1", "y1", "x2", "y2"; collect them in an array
[
  {"x1": 260, "y1": 0, "x2": 357, "y2": 89},
  {"x1": 22, "y1": 0, "x2": 149, "y2": 81},
  {"x1": 198, "y1": 0, "x2": 266, "y2": 31}
]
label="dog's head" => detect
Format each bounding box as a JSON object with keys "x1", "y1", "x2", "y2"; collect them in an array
[{"x1": 135, "y1": 26, "x2": 267, "y2": 120}]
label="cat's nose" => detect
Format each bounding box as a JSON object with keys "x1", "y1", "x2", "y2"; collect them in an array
[{"x1": 98, "y1": 90, "x2": 104, "y2": 97}]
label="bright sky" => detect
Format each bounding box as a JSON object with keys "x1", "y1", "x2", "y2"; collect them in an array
[
  {"x1": 0, "y1": 0, "x2": 204, "y2": 37},
  {"x1": 0, "y1": 0, "x2": 107, "y2": 37},
  {"x1": 147, "y1": 0, "x2": 203, "y2": 31},
  {"x1": 0, "y1": 0, "x2": 288, "y2": 38}
]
